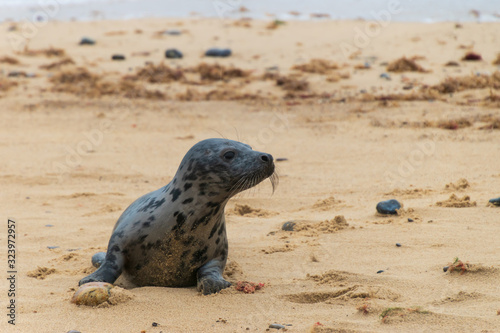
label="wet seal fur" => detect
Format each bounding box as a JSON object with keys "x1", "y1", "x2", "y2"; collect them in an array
[{"x1": 79, "y1": 138, "x2": 277, "y2": 294}]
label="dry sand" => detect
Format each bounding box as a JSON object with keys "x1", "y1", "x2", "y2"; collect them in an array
[{"x1": 1, "y1": 17, "x2": 500, "y2": 332}]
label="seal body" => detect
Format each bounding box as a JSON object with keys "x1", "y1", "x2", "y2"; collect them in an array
[{"x1": 79, "y1": 138, "x2": 276, "y2": 294}]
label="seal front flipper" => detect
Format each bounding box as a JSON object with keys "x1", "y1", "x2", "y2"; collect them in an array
[
  {"x1": 196, "y1": 258, "x2": 231, "y2": 295},
  {"x1": 79, "y1": 245, "x2": 124, "y2": 286}
]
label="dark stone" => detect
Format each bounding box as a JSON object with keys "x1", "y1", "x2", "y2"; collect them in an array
[
  {"x1": 462, "y1": 52, "x2": 482, "y2": 61},
  {"x1": 165, "y1": 49, "x2": 183, "y2": 59},
  {"x1": 380, "y1": 73, "x2": 391, "y2": 80},
  {"x1": 396, "y1": 243, "x2": 401, "y2": 247},
  {"x1": 152, "y1": 322, "x2": 159, "y2": 327},
  {"x1": 269, "y1": 324, "x2": 286, "y2": 329},
  {"x1": 205, "y1": 48, "x2": 232, "y2": 57},
  {"x1": 91, "y1": 252, "x2": 106, "y2": 268},
  {"x1": 111, "y1": 54, "x2": 126, "y2": 61},
  {"x1": 443, "y1": 266, "x2": 449, "y2": 272},
  {"x1": 376, "y1": 199, "x2": 401, "y2": 215},
  {"x1": 408, "y1": 218, "x2": 414, "y2": 222},
  {"x1": 376, "y1": 270, "x2": 384, "y2": 274},
  {"x1": 47, "y1": 246, "x2": 59, "y2": 249},
  {"x1": 489, "y1": 197, "x2": 500, "y2": 206},
  {"x1": 282, "y1": 221, "x2": 296, "y2": 231},
  {"x1": 164, "y1": 29, "x2": 181, "y2": 35},
  {"x1": 79, "y1": 37, "x2": 95, "y2": 45},
  {"x1": 276, "y1": 158, "x2": 288, "y2": 162}
]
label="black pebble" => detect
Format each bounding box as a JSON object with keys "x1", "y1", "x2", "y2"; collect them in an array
[
  {"x1": 282, "y1": 221, "x2": 296, "y2": 231},
  {"x1": 489, "y1": 197, "x2": 500, "y2": 206},
  {"x1": 165, "y1": 49, "x2": 183, "y2": 59},
  {"x1": 91, "y1": 252, "x2": 106, "y2": 268},
  {"x1": 47, "y1": 246, "x2": 59, "y2": 249},
  {"x1": 79, "y1": 37, "x2": 95, "y2": 45},
  {"x1": 112, "y1": 54, "x2": 126, "y2": 61},
  {"x1": 408, "y1": 218, "x2": 414, "y2": 222},
  {"x1": 152, "y1": 322, "x2": 159, "y2": 327},
  {"x1": 205, "y1": 48, "x2": 232, "y2": 57},
  {"x1": 396, "y1": 243, "x2": 401, "y2": 247},
  {"x1": 377, "y1": 270, "x2": 384, "y2": 274},
  {"x1": 443, "y1": 266, "x2": 449, "y2": 272},
  {"x1": 376, "y1": 199, "x2": 401, "y2": 215},
  {"x1": 276, "y1": 158, "x2": 288, "y2": 162}
]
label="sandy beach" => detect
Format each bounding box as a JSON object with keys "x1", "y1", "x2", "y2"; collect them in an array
[{"x1": 1, "y1": 16, "x2": 500, "y2": 332}]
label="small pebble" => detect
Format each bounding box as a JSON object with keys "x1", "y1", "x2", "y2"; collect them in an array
[
  {"x1": 269, "y1": 324, "x2": 286, "y2": 330},
  {"x1": 408, "y1": 218, "x2": 414, "y2": 222},
  {"x1": 377, "y1": 270, "x2": 384, "y2": 274},
  {"x1": 205, "y1": 48, "x2": 232, "y2": 57},
  {"x1": 380, "y1": 73, "x2": 391, "y2": 80},
  {"x1": 363, "y1": 61, "x2": 371, "y2": 68},
  {"x1": 266, "y1": 66, "x2": 279, "y2": 71},
  {"x1": 92, "y1": 252, "x2": 106, "y2": 268},
  {"x1": 376, "y1": 199, "x2": 401, "y2": 215},
  {"x1": 164, "y1": 29, "x2": 181, "y2": 35},
  {"x1": 282, "y1": 221, "x2": 296, "y2": 231},
  {"x1": 360, "y1": 89, "x2": 367, "y2": 93},
  {"x1": 152, "y1": 322, "x2": 159, "y2": 327},
  {"x1": 8, "y1": 71, "x2": 26, "y2": 77},
  {"x1": 276, "y1": 158, "x2": 288, "y2": 162},
  {"x1": 443, "y1": 266, "x2": 449, "y2": 272},
  {"x1": 45, "y1": 224, "x2": 54, "y2": 227},
  {"x1": 47, "y1": 246, "x2": 59, "y2": 249},
  {"x1": 396, "y1": 243, "x2": 401, "y2": 247},
  {"x1": 111, "y1": 54, "x2": 126, "y2": 61},
  {"x1": 79, "y1": 37, "x2": 96, "y2": 45},
  {"x1": 489, "y1": 197, "x2": 500, "y2": 206},
  {"x1": 462, "y1": 52, "x2": 482, "y2": 61},
  {"x1": 67, "y1": 331, "x2": 81, "y2": 333},
  {"x1": 165, "y1": 48, "x2": 183, "y2": 59}
]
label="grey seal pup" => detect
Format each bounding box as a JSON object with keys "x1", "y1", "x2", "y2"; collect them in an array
[{"x1": 79, "y1": 138, "x2": 277, "y2": 294}]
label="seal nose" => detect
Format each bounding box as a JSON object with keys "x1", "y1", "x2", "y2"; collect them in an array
[{"x1": 260, "y1": 153, "x2": 273, "y2": 164}]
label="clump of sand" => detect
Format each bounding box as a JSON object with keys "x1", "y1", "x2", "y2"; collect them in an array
[
  {"x1": 124, "y1": 63, "x2": 184, "y2": 83},
  {"x1": 312, "y1": 196, "x2": 343, "y2": 210},
  {"x1": 193, "y1": 63, "x2": 250, "y2": 81},
  {"x1": 445, "y1": 178, "x2": 470, "y2": 190},
  {"x1": 0, "y1": 56, "x2": 20, "y2": 64},
  {"x1": 387, "y1": 57, "x2": 428, "y2": 73},
  {"x1": 294, "y1": 215, "x2": 349, "y2": 234},
  {"x1": 232, "y1": 204, "x2": 278, "y2": 217},
  {"x1": 20, "y1": 46, "x2": 65, "y2": 57},
  {"x1": 428, "y1": 71, "x2": 500, "y2": 94},
  {"x1": 27, "y1": 266, "x2": 56, "y2": 280},
  {"x1": 292, "y1": 58, "x2": 339, "y2": 74},
  {"x1": 50, "y1": 67, "x2": 165, "y2": 99},
  {"x1": 276, "y1": 74, "x2": 309, "y2": 91},
  {"x1": 0, "y1": 77, "x2": 18, "y2": 92},
  {"x1": 39, "y1": 57, "x2": 75, "y2": 70},
  {"x1": 435, "y1": 194, "x2": 476, "y2": 207}
]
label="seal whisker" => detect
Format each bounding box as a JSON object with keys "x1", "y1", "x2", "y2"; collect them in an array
[{"x1": 269, "y1": 171, "x2": 279, "y2": 194}]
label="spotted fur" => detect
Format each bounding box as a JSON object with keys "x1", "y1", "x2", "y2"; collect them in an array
[{"x1": 79, "y1": 138, "x2": 276, "y2": 295}]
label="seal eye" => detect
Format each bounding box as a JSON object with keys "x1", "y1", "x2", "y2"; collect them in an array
[{"x1": 223, "y1": 151, "x2": 235, "y2": 160}]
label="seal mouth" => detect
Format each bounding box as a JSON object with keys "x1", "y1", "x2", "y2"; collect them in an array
[{"x1": 228, "y1": 165, "x2": 278, "y2": 196}]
